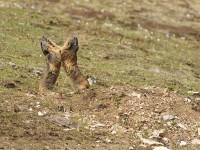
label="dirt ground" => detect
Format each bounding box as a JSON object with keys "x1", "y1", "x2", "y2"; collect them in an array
[{"x1": 0, "y1": 0, "x2": 200, "y2": 150}]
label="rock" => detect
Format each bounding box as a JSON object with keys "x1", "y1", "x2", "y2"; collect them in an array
[
  {"x1": 128, "y1": 91, "x2": 141, "y2": 98},
  {"x1": 110, "y1": 123, "x2": 127, "y2": 134},
  {"x1": 90, "y1": 122, "x2": 106, "y2": 129},
  {"x1": 8, "y1": 62, "x2": 17, "y2": 69},
  {"x1": 150, "y1": 129, "x2": 166, "y2": 139},
  {"x1": 141, "y1": 138, "x2": 163, "y2": 146},
  {"x1": 188, "y1": 91, "x2": 200, "y2": 96},
  {"x1": 58, "y1": 105, "x2": 66, "y2": 112},
  {"x1": 105, "y1": 137, "x2": 112, "y2": 143},
  {"x1": 153, "y1": 146, "x2": 170, "y2": 150},
  {"x1": 166, "y1": 121, "x2": 172, "y2": 126},
  {"x1": 63, "y1": 128, "x2": 75, "y2": 131},
  {"x1": 129, "y1": 146, "x2": 134, "y2": 150},
  {"x1": 30, "y1": 68, "x2": 42, "y2": 77},
  {"x1": 45, "y1": 113, "x2": 76, "y2": 128},
  {"x1": 180, "y1": 141, "x2": 187, "y2": 146},
  {"x1": 87, "y1": 76, "x2": 96, "y2": 85},
  {"x1": 198, "y1": 128, "x2": 200, "y2": 136},
  {"x1": 3, "y1": 81, "x2": 16, "y2": 88},
  {"x1": 191, "y1": 99, "x2": 200, "y2": 112},
  {"x1": 184, "y1": 97, "x2": 191, "y2": 103},
  {"x1": 162, "y1": 137, "x2": 169, "y2": 144},
  {"x1": 25, "y1": 93, "x2": 36, "y2": 97},
  {"x1": 138, "y1": 144, "x2": 147, "y2": 148},
  {"x1": 154, "y1": 108, "x2": 164, "y2": 114},
  {"x1": 38, "y1": 111, "x2": 47, "y2": 116},
  {"x1": 191, "y1": 139, "x2": 200, "y2": 145},
  {"x1": 138, "y1": 134, "x2": 163, "y2": 146},
  {"x1": 162, "y1": 114, "x2": 175, "y2": 121},
  {"x1": 177, "y1": 123, "x2": 187, "y2": 130}
]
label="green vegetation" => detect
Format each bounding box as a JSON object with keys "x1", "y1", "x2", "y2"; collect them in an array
[
  {"x1": 0, "y1": 0, "x2": 200, "y2": 95},
  {"x1": 0, "y1": 0, "x2": 200, "y2": 149}
]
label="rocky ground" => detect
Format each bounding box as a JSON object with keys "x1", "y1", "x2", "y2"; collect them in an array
[{"x1": 0, "y1": 0, "x2": 200, "y2": 150}]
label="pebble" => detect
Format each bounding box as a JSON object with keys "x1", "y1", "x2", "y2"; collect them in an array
[
  {"x1": 151, "y1": 129, "x2": 166, "y2": 139},
  {"x1": 177, "y1": 123, "x2": 187, "y2": 130},
  {"x1": 138, "y1": 134, "x2": 163, "y2": 146},
  {"x1": 129, "y1": 146, "x2": 134, "y2": 150},
  {"x1": 8, "y1": 62, "x2": 17, "y2": 69},
  {"x1": 153, "y1": 146, "x2": 170, "y2": 150},
  {"x1": 191, "y1": 139, "x2": 200, "y2": 145},
  {"x1": 87, "y1": 76, "x2": 96, "y2": 85},
  {"x1": 198, "y1": 128, "x2": 200, "y2": 136},
  {"x1": 162, "y1": 114, "x2": 175, "y2": 121},
  {"x1": 38, "y1": 111, "x2": 47, "y2": 116},
  {"x1": 105, "y1": 137, "x2": 112, "y2": 143},
  {"x1": 184, "y1": 98, "x2": 191, "y2": 103},
  {"x1": 128, "y1": 91, "x2": 141, "y2": 98},
  {"x1": 180, "y1": 141, "x2": 187, "y2": 146}
]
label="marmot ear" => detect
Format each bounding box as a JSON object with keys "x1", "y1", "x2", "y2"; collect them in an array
[
  {"x1": 40, "y1": 36, "x2": 58, "y2": 56},
  {"x1": 62, "y1": 35, "x2": 79, "y2": 52},
  {"x1": 40, "y1": 36, "x2": 49, "y2": 56}
]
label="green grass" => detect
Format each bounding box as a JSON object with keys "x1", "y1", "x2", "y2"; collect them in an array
[{"x1": 0, "y1": 1, "x2": 200, "y2": 149}]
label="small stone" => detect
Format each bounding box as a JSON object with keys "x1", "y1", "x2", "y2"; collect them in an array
[
  {"x1": 129, "y1": 146, "x2": 134, "y2": 150},
  {"x1": 58, "y1": 105, "x2": 66, "y2": 112},
  {"x1": 96, "y1": 140, "x2": 101, "y2": 143},
  {"x1": 154, "y1": 108, "x2": 163, "y2": 114},
  {"x1": 162, "y1": 114, "x2": 175, "y2": 121},
  {"x1": 3, "y1": 82, "x2": 16, "y2": 88},
  {"x1": 188, "y1": 91, "x2": 200, "y2": 96},
  {"x1": 8, "y1": 62, "x2": 17, "y2": 69},
  {"x1": 31, "y1": 68, "x2": 42, "y2": 77},
  {"x1": 111, "y1": 130, "x2": 117, "y2": 135},
  {"x1": 198, "y1": 128, "x2": 200, "y2": 136},
  {"x1": 110, "y1": 124, "x2": 127, "y2": 134},
  {"x1": 138, "y1": 144, "x2": 147, "y2": 148},
  {"x1": 63, "y1": 128, "x2": 75, "y2": 131},
  {"x1": 87, "y1": 76, "x2": 96, "y2": 85},
  {"x1": 177, "y1": 123, "x2": 187, "y2": 130},
  {"x1": 180, "y1": 141, "x2": 187, "y2": 146},
  {"x1": 45, "y1": 113, "x2": 75, "y2": 128},
  {"x1": 90, "y1": 123, "x2": 106, "y2": 129},
  {"x1": 162, "y1": 137, "x2": 169, "y2": 144},
  {"x1": 35, "y1": 104, "x2": 40, "y2": 108},
  {"x1": 192, "y1": 99, "x2": 200, "y2": 112},
  {"x1": 151, "y1": 129, "x2": 166, "y2": 139},
  {"x1": 153, "y1": 146, "x2": 170, "y2": 150},
  {"x1": 105, "y1": 138, "x2": 112, "y2": 143},
  {"x1": 26, "y1": 93, "x2": 36, "y2": 97},
  {"x1": 184, "y1": 98, "x2": 191, "y2": 103},
  {"x1": 38, "y1": 111, "x2": 47, "y2": 116},
  {"x1": 138, "y1": 134, "x2": 163, "y2": 146},
  {"x1": 128, "y1": 91, "x2": 141, "y2": 98},
  {"x1": 191, "y1": 139, "x2": 200, "y2": 145},
  {"x1": 166, "y1": 121, "x2": 172, "y2": 126}
]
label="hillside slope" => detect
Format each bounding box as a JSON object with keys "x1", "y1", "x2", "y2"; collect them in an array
[{"x1": 0, "y1": 0, "x2": 200, "y2": 149}]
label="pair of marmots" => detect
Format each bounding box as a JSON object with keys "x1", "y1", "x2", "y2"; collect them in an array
[{"x1": 39, "y1": 35, "x2": 90, "y2": 93}]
